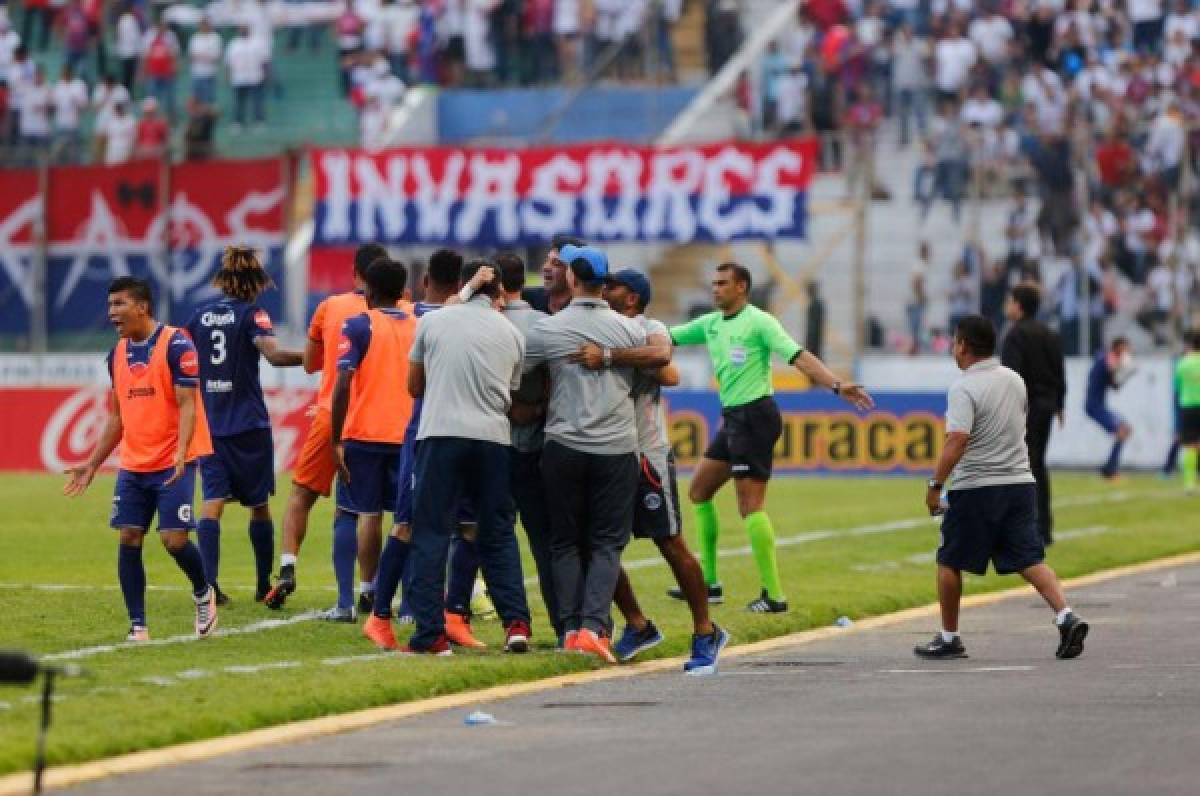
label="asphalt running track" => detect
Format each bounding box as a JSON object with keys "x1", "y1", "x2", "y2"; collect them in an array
[{"x1": 60, "y1": 561, "x2": 1200, "y2": 796}]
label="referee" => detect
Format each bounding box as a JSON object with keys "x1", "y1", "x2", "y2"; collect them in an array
[
  {"x1": 917, "y1": 315, "x2": 1087, "y2": 660},
  {"x1": 1000, "y1": 284, "x2": 1065, "y2": 546},
  {"x1": 669, "y1": 263, "x2": 872, "y2": 613}
]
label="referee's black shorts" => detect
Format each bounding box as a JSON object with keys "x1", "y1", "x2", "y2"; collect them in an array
[
  {"x1": 1181, "y1": 407, "x2": 1200, "y2": 445},
  {"x1": 704, "y1": 396, "x2": 783, "y2": 481},
  {"x1": 937, "y1": 483, "x2": 1045, "y2": 576}
]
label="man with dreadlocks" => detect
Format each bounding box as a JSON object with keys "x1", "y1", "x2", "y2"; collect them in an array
[{"x1": 185, "y1": 246, "x2": 303, "y2": 604}]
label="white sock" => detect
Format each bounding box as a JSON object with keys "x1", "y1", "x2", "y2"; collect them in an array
[
  {"x1": 940, "y1": 630, "x2": 959, "y2": 642},
  {"x1": 1055, "y1": 607, "x2": 1073, "y2": 626},
  {"x1": 360, "y1": 581, "x2": 375, "y2": 594},
  {"x1": 280, "y1": 553, "x2": 297, "y2": 567}
]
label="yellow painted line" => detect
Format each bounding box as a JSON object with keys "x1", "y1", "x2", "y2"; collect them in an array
[{"x1": 4, "y1": 549, "x2": 1199, "y2": 795}]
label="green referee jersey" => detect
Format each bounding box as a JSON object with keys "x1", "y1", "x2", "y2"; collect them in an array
[
  {"x1": 670, "y1": 304, "x2": 804, "y2": 408},
  {"x1": 1177, "y1": 353, "x2": 1200, "y2": 408}
]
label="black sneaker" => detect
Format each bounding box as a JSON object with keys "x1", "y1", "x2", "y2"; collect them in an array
[
  {"x1": 1056, "y1": 613, "x2": 1089, "y2": 660},
  {"x1": 913, "y1": 634, "x2": 968, "y2": 659},
  {"x1": 262, "y1": 565, "x2": 295, "y2": 610},
  {"x1": 668, "y1": 584, "x2": 724, "y2": 604},
  {"x1": 213, "y1": 586, "x2": 231, "y2": 607},
  {"x1": 357, "y1": 590, "x2": 375, "y2": 615},
  {"x1": 746, "y1": 590, "x2": 788, "y2": 614}
]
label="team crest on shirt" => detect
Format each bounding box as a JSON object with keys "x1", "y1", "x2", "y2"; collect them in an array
[
  {"x1": 254, "y1": 309, "x2": 273, "y2": 330},
  {"x1": 337, "y1": 336, "x2": 352, "y2": 356},
  {"x1": 180, "y1": 350, "x2": 200, "y2": 376},
  {"x1": 643, "y1": 493, "x2": 663, "y2": 511},
  {"x1": 178, "y1": 503, "x2": 192, "y2": 523},
  {"x1": 127, "y1": 360, "x2": 149, "y2": 377}
]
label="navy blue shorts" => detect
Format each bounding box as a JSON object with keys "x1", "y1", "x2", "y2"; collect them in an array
[
  {"x1": 111, "y1": 464, "x2": 198, "y2": 532},
  {"x1": 1087, "y1": 405, "x2": 1123, "y2": 434},
  {"x1": 937, "y1": 483, "x2": 1045, "y2": 576},
  {"x1": 336, "y1": 442, "x2": 402, "y2": 516},
  {"x1": 394, "y1": 434, "x2": 476, "y2": 526},
  {"x1": 200, "y1": 428, "x2": 275, "y2": 507}
]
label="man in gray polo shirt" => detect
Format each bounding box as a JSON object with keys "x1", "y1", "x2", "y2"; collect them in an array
[
  {"x1": 402, "y1": 259, "x2": 532, "y2": 656},
  {"x1": 916, "y1": 315, "x2": 1088, "y2": 661},
  {"x1": 522, "y1": 244, "x2": 661, "y2": 663}
]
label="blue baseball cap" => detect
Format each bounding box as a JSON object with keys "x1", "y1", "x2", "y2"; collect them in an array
[
  {"x1": 606, "y1": 268, "x2": 652, "y2": 309},
  {"x1": 558, "y1": 244, "x2": 609, "y2": 283}
]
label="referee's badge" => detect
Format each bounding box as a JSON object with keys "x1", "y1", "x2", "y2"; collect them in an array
[
  {"x1": 643, "y1": 493, "x2": 663, "y2": 511},
  {"x1": 730, "y1": 345, "x2": 747, "y2": 366}
]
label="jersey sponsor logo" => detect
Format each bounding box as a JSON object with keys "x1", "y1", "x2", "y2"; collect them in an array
[
  {"x1": 254, "y1": 309, "x2": 273, "y2": 330},
  {"x1": 180, "y1": 350, "x2": 200, "y2": 376},
  {"x1": 205, "y1": 379, "x2": 234, "y2": 393},
  {"x1": 126, "y1": 386, "x2": 156, "y2": 399},
  {"x1": 200, "y1": 310, "x2": 237, "y2": 326}
]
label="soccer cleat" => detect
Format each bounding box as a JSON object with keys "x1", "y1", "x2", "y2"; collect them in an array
[
  {"x1": 194, "y1": 587, "x2": 218, "y2": 638},
  {"x1": 126, "y1": 625, "x2": 150, "y2": 643},
  {"x1": 399, "y1": 635, "x2": 453, "y2": 656},
  {"x1": 561, "y1": 630, "x2": 580, "y2": 652},
  {"x1": 357, "y1": 590, "x2": 375, "y2": 615},
  {"x1": 1056, "y1": 613, "x2": 1089, "y2": 660},
  {"x1": 913, "y1": 634, "x2": 968, "y2": 659},
  {"x1": 445, "y1": 611, "x2": 487, "y2": 648},
  {"x1": 668, "y1": 583, "x2": 724, "y2": 604},
  {"x1": 574, "y1": 628, "x2": 617, "y2": 664},
  {"x1": 471, "y1": 579, "x2": 498, "y2": 620},
  {"x1": 320, "y1": 605, "x2": 358, "y2": 623},
  {"x1": 684, "y1": 624, "x2": 730, "y2": 676},
  {"x1": 504, "y1": 620, "x2": 531, "y2": 653},
  {"x1": 613, "y1": 620, "x2": 665, "y2": 663},
  {"x1": 746, "y1": 590, "x2": 788, "y2": 613},
  {"x1": 363, "y1": 614, "x2": 399, "y2": 651},
  {"x1": 213, "y1": 586, "x2": 231, "y2": 607},
  {"x1": 262, "y1": 565, "x2": 296, "y2": 610}
]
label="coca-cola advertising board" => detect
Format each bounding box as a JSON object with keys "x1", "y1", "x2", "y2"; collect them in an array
[{"x1": 0, "y1": 387, "x2": 316, "y2": 472}]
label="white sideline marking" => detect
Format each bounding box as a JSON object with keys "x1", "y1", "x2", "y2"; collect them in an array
[
  {"x1": 224, "y1": 661, "x2": 302, "y2": 674},
  {"x1": 321, "y1": 653, "x2": 393, "y2": 666},
  {"x1": 18, "y1": 489, "x2": 1184, "y2": 660},
  {"x1": 880, "y1": 666, "x2": 1036, "y2": 674}
]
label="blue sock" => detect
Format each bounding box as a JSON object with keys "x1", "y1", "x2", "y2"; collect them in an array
[
  {"x1": 247, "y1": 519, "x2": 274, "y2": 594},
  {"x1": 196, "y1": 518, "x2": 220, "y2": 588},
  {"x1": 372, "y1": 536, "x2": 411, "y2": 619},
  {"x1": 332, "y1": 511, "x2": 358, "y2": 611},
  {"x1": 1104, "y1": 438, "x2": 1125, "y2": 477},
  {"x1": 445, "y1": 535, "x2": 480, "y2": 616},
  {"x1": 169, "y1": 541, "x2": 210, "y2": 597},
  {"x1": 118, "y1": 544, "x2": 146, "y2": 626}
]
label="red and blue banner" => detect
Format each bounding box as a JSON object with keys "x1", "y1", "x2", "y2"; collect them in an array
[
  {"x1": 0, "y1": 158, "x2": 289, "y2": 341},
  {"x1": 309, "y1": 139, "x2": 819, "y2": 256}
]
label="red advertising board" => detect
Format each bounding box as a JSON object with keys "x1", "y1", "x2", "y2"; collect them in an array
[{"x1": 0, "y1": 387, "x2": 317, "y2": 472}]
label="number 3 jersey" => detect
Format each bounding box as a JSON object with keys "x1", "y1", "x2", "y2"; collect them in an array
[{"x1": 185, "y1": 298, "x2": 276, "y2": 438}]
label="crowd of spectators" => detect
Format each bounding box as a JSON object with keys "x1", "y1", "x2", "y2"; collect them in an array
[{"x1": 755, "y1": 0, "x2": 1200, "y2": 354}]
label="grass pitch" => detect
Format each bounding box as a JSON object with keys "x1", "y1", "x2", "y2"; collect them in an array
[{"x1": 0, "y1": 472, "x2": 1195, "y2": 774}]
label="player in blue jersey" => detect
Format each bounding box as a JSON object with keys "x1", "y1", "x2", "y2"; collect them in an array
[
  {"x1": 1085, "y1": 337, "x2": 1134, "y2": 481},
  {"x1": 366, "y1": 249, "x2": 492, "y2": 648},
  {"x1": 186, "y1": 246, "x2": 303, "y2": 605}
]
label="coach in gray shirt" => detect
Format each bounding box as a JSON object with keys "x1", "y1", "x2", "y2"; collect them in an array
[
  {"x1": 522, "y1": 244, "x2": 659, "y2": 662},
  {"x1": 914, "y1": 314, "x2": 1087, "y2": 662},
  {"x1": 404, "y1": 259, "x2": 532, "y2": 655}
]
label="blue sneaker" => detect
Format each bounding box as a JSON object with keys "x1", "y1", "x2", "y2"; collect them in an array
[
  {"x1": 612, "y1": 620, "x2": 664, "y2": 662},
  {"x1": 683, "y1": 625, "x2": 729, "y2": 676}
]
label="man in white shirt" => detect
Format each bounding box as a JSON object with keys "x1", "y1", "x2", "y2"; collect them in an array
[
  {"x1": 968, "y1": 11, "x2": 1012, "y2": 69},
  {"x1": 102, "y1": 100, "x2": 136, "y2": 165},
  {"x1": 51, "y1": 64, "x2": 88, "y2": 163},
  {"x1": 1130, "y1": 0, "x2": 1164, "y2": 53},
  {"x1": 115, "y1": 4, "x2": 142, "y2": 90},
  {"x1": 188, "y1": 17, "x2": 222, "y2": 105},
  {"x1": 91, "y1": 72, "x2": 130, "y2": 161},
  {"x1": 0, "y1": 15, "x2": 20, "y2": 76},
  {"x1": 18, "y1": 64, "x2": 51, "y2": 158},
  {"x1": 225, "y1": 26, "x2": 268, "y2": 128},
  {"x1": 934, "y1": 23, "x2": 976, "y2": 101}
]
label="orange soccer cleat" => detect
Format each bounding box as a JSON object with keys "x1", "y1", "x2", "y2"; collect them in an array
[
  {"x1": 574, "y1": 628, "x2": 617, "y2": 664},
  {"x1": 445, "y1": 611, "x2": 487, "y2": 649},
  {"x1": 362, "y1": 614, "x2": 399, "y2": 651}
]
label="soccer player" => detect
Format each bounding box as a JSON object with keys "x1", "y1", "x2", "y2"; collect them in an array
[
  {"x1": 916, "y1": 315, "x2": 1087, "y2": 660},
  {"x1": 63, "y1": 277, "x2": 217, "y2": 641},
  {"x1": 186, "y1": 246, "x2": 303, "y2": 605},
  {"x1": 1175, "y1": 330, "x2": 1200, "y2": 492},
  {"x1": 589, "y1": 268, "x2": 730, "y2": 674},
  {"x1": 522, "y1": 234, "x2": 582, "y2": 315},
  {"x1": 1085, "y1": 337, "x2": 1134, "y2": 480},
  {"x1": 329, "y1": 258, "x2": 416, "y2": 622},
  {"x1": 366, "y1": 249, "x2": 489, "y2": 648},
  {"x1": 668, "y1": 263, "x2": 873, "y2": 613},
  {"x1": 263, "y1": 243, "x2": 384, "y2": 610}
]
